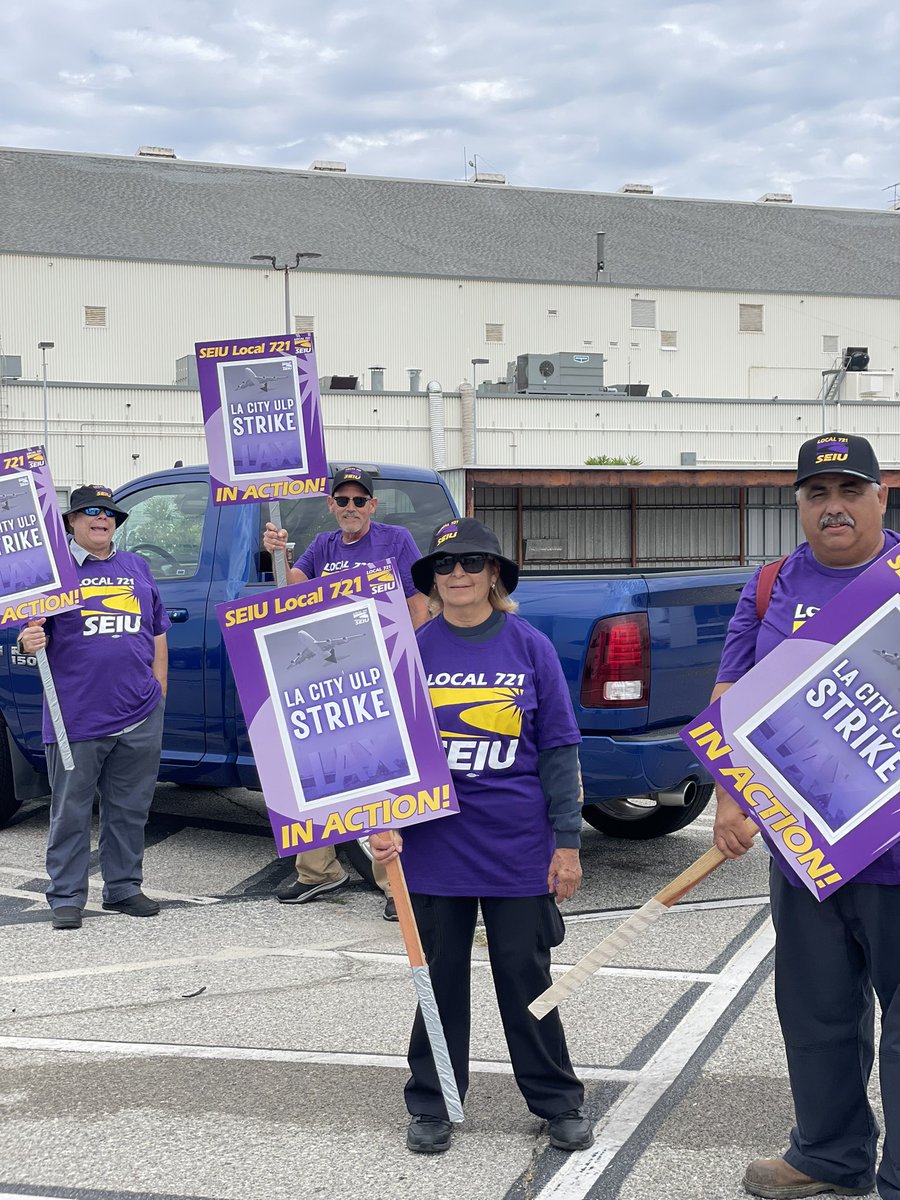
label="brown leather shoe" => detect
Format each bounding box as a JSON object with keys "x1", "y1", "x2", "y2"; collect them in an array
[{"x1": 743, "y1": 1157, "x2": 872, "y2": 1198}]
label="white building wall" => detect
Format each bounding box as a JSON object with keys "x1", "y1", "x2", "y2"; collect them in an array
[
  {"x1": 3, "y1": 380, "x2": 899, "y2": 494},
  {"x1": 3, "y1": 253, "x2": 900, "y2": 402}
]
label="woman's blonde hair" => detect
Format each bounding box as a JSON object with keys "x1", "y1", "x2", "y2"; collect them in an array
[{"x1": 427, "y1": 557, "x2": 519, "y2": 616}]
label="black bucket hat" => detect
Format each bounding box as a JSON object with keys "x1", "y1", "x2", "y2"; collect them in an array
[
  {"x1": 411, "y1": 518, "x2": 519, "y2": 595},
  {"x1": 64, "y1": 484, "x2": 129, "y2": 527}
]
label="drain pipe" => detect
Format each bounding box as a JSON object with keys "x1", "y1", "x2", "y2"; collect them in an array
[
  {"x1": 459, "y1": 378, "x2": 475, "y2": 464},
  {"x1": 428, "y1": 380, "x2": 446, "y2": 469}
]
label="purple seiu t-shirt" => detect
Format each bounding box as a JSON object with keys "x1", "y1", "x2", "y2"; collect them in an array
[
  {"x1": 717, "y1": 530, "x2": 900, "y2": 885},
  {"x1": 42, "y1": 549, "x2": 170, "y2": 743},
  {"x1": 400, "y1": 613, "x2": 581, "y2": 897},
  {"x1": 294, "y1": 522, "x2": 419, "y2": 597}
]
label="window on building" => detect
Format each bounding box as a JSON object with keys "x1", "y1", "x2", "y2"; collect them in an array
[
  {"x1": 84, "y1": 305, "x2": 107, "y2": 328},
  {"x1": 822, "y1": 334, "x2": 839, "y2": 355},
  {"x1": 485, "y1": 322, "x2": 504, "y2": 343},
  {"x1": 660, "y1": 330, "x2": 678, "y2": 350},
  {"x1": 295, "y1": 316, "x2": 315, "y2": 334},
  {"x1": 631, "y1": 299, "x2": 656, "y2": 329},
  {"x1": 739, "y1": 303, "x2": 764, "y2": 332}
]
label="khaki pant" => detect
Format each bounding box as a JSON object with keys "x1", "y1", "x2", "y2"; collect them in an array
[{"x1": 296, "y1": 842, "x2": 390, "y2": 897}]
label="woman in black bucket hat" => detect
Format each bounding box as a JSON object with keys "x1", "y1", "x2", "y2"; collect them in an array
[{"x1": 372, "y1": 518, "x2": 592, "y2": 1156}]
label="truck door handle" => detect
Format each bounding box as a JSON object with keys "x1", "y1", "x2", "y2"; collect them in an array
[{"x1": 167, "y1": 608, "x2": 189, "y2": 623}]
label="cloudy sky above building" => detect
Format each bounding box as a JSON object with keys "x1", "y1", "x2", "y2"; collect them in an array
[{"x1": 2, "y1": 0, "x2": 899, "y2": 210}]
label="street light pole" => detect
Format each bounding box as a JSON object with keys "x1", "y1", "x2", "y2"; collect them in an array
[
  {"x1": 38, "y1": 341, "x2": 54, "y2": 457},
  {"x1": 250, "y1": 251, "x2": 322, "y2": 335}
]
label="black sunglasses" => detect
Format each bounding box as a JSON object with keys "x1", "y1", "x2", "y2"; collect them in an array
[
  {"x1": 79, "y1": 506, "x2": 117, "y2": 518},
  {"x1": 433, "y1": 553, "x2": 489, "y2": 575},
  {"x1": 333, "y1": 495, "x2": 370, "y2": 508}
]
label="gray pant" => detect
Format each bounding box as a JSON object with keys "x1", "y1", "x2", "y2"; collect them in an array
[
  {"x1": 45, "y1": 701, "x2": 165, "y2": 909},
  {"x1": 771, "y1": 864, "x2": 900, "y2": 1199}
]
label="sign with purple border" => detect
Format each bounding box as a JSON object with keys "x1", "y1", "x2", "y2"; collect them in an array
[
  {"x1": 196, "y1": 333, "x2": 328, "y2": 505},
  {"x1": 682, "y1": 546, "x2": 900, "y2": 899},
  {"x1": 0, "y1": 446, "x2": 82, "y2": 629},
  {"x1": 217, "y1": 558, "x2": 458, "y2": 854}
]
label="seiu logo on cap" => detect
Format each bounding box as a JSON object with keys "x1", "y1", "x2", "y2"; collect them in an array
[
  {"x1": 435, "y1": 520, "x2": 459, "y2": 546},
  {"x1": 343, "y1": 469, "x2": 362, "y2": 479},
  {"x1": 95, "y1": 488, "x2": 113, "y2": 498}
]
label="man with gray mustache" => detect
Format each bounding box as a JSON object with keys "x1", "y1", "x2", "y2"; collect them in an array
[{"x1": 712, "y1": 433, "x2": 900, "y2": 1200}]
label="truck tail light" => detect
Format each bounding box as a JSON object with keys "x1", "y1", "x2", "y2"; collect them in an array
[{"x1": 580, "y1": 614, "x2": 650, "y2": 708}]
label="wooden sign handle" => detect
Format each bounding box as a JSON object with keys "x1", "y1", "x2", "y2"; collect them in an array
[
  {"x1": 656, "y1": 816, "x2": 759, "y2": 908},
  {"x1": 385, "y1": 854, "x2": 426, "y2": 968}
]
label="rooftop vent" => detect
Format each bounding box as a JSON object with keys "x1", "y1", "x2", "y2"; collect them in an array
[
  {"x1": 309, "y1": 160, "x2": 347, "y2": 173},
  {"x1": 136, "y1": 146, "x2": 176, "y2": 158},
  {"x1": 619, "y1": 183, "x2": 653, "y2": 195},
  {"x1": 471, "y1": 172, "x2": 506, "y2": 185},
  {"x1": 758, "y1": 192, "x2": 793, "y2": 203}
]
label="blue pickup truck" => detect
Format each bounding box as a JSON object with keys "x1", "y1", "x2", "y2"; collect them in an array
[{"x1": 0, "y1": 463, "x2": 751, "y2": 874}]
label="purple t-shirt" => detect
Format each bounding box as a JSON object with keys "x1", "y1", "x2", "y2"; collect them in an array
[
  {"x1": 400, "y1": 613, "x2": 581, "y2": 897},
  {"x1": 43, "y1": 549, "x2": 170, "y2": 743},
  {"x1": 295, "y1": 522, "x2": 418, "y2": 598},
  {"x1": 717, "y1": 531, "x2": 900, "y2": 885}
]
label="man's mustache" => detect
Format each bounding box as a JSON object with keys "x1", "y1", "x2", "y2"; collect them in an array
[{"x1": 819, "y1": 513, "x2": 855, "y2": 529}]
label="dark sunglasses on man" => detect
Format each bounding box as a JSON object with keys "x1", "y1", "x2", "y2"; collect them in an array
[
  {"x1": 433, "y1": 553, "x2": 490, "y2": 575},
  {"x1": 333, "y1": 495, "x2": 370, "y2": 508},
  {"x1": 79, "y1": 506, "x2": 118, "y2": 519}
]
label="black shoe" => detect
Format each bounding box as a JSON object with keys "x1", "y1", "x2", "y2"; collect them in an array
[
  {"x1": 276, "y1": 873, "x2": 349, "y2": 904},
  {"x1": 383, "y1": 897, "x2": 398, "y2": 921},
  {"x1": 407, "y1": 1114, "x2": 453, "y2": 1154},
  {"x1": 51, "y1": 906, "x2": 82, "y2": 930},
  {"x1": 548, "y1": 1109, "x2": 594, "y2": 1151},
  {"x1": 102, "y1": 892, "x2": 160, "y2": 917}
]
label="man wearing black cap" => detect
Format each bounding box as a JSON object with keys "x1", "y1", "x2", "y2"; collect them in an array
[
  {"x1": 263, "y1": 466, "x2": 429, "y2": 919},
  {"x1": 713, "y1": 434, "x2": 900, "y2": 1200},
  {"x1": 19, "y1": 485, "x2": 170, "y2": 931}
]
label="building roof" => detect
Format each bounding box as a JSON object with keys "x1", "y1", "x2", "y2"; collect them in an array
[{"x1": 3, "y1": 146, "x2": 900, "y2": 296}]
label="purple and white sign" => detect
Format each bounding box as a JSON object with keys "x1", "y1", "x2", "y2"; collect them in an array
[
  {"x1": 217, "y1": 559, "x2": 458, "y2": 855},
  {"x1": 0, "y1": 446, "x2": 81, "y2": 629},
  {"x1": 196, "y1": 333, "x2": 328, "y2": 506},
  {"x1": 683, "y1": 546, "x2": 900, "y2": 898}
]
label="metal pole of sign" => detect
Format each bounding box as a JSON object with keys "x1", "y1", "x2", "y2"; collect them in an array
[{"x1": 36, "y1": 648, "x2": 74, "y2": 770}]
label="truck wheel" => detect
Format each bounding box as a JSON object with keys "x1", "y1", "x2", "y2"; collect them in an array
[
  {"x1": 0, "y1": 719, "x2": 23, "y2": 828},
  {"x1": 340, "y1": 837, "x2": 377, "y2": 888},
  {"x1": 582, "y1": 784, "x2": 713, "y2": 840}
]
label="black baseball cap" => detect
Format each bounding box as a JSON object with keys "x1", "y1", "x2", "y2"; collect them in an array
[
  {"x1": 411, "y1": 518, "x2": 519, "y2": 594},
  {"x1": 794, "y1": 433, "x2": 881, "y2": 487},
  {"x1": 331, "y1": 466, "x2": 374, "y2": 496},
  {"x1": 64, "y1": 484, "x2": 129, "y2": 526}
]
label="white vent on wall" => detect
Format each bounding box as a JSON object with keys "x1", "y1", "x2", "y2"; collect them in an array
[
  {"x1": 660, "y1": 330, "x2": 678, "y2": 350},
  {"x1": 84, "y1": 305, "x2": 107, "y2": 328},
  {"x1": 583, "y1": 339, "x2": 593, "y2": 346},
  {"x1": 739, "y1": 303, "x2": 764, "y2": 333},
  {"x1": 822, "y1": 334, "x2": 840, "y2": 355},
  {"x1": 295, "y1": 316, "x2": 315, "y2": 334},
  {"x1": 631, "y1": 298, "x2": 656, "y2": 329},
  {"x1": 608, "y1": 340, "x2": 619, "y2": 347},
  {"x1": 547, "y1": 308, "x2": 558, "y2": 317},
  {"x1": 485, "y1": 322, "x2": 504, "y2": 343}
]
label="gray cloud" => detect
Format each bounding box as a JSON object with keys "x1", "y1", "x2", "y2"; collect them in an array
[{"x1": 1, "y1": 0, "x2": 898, "y2": 208}]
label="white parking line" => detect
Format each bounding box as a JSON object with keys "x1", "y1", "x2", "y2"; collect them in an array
[
  {"x1": 563, "y1": 895, "x2": 769, "y2": 925},
  {"x1": 533, "y1": 918, "x2": 776, "y2": 1199},
  {"x1": 0, "y1": 865, "x2": 220, "y2": 906},
  {"x1": 0, "y1": 943, "x2": 717, "y2": 986},
  {"x1": 0, "y1": 1034, "x2": 639, "y2": 1084},
  {"x1": 0, "y1": 886, "x2": 106, "y2": 914}
]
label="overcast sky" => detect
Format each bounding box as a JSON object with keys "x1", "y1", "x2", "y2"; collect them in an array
[{"x1": 2, "y1": 0, "x2": 899, "y2": 210}]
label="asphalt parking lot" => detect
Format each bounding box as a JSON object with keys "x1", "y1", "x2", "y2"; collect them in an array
[{"x1": 0, "y1": 785, "x2": 883, "y2": 1200}]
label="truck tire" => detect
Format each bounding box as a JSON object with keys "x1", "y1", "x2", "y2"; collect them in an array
[
  {"x1": 340, "y1": 837, "x2": 377, "y2": 888},
  {"x1": 0, "y1": 719, "x2": 24, "y2": 828},
  {"x1": 582, "y1": 783, "x2": 713, "y2": 840}
]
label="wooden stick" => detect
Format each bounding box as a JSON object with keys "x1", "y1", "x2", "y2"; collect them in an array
[
  {"x1": 529, "y1": 816, "x2": 759, "y2": 1019},
  {"x1": 385, "y1": 855, "x2": 426, "y2": 967}
]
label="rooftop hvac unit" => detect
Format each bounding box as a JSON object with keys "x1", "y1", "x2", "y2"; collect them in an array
[
  {"x1": 175, "y1": 354, "x2": 198, "y2": 388},
  {"x1": 0, "y1": 355, "x2": 22, "y2": 380},
  {"x1": 512, "y1": 352, "x2": 605, "y2": 395}
]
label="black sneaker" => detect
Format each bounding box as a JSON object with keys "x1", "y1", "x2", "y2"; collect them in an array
[
  {"x1": 51, "y1": 906, "x2": 82, "y2": 931},
  {"x1": 548, "y1": 1109, "x2": 594, "y2": 1151},
  {"x1": 407, "y1": 1114, "x2": 453, "y2": 1154},
  {"x1": 276, "y1": 873, "x2": 350, "y2": 904},
  {"x1": 383, "y1": 897, "x2": 398, "y2": 922},
  {"x1": 102, "y1": 892, "x2": 160, "y2": 917}
]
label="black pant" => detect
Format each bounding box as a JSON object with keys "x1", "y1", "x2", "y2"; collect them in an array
[
  {"x1": 404, "y1": 893, "x2": 584, "y2": 1120},
  {"x1": 771, "y1": 864, "x2": 900, "y2": 1199}
]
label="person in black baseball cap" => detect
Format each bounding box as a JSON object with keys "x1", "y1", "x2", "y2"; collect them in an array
[{"x1": 63, "y1": 483, "x2": 129, "y2": 527}]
